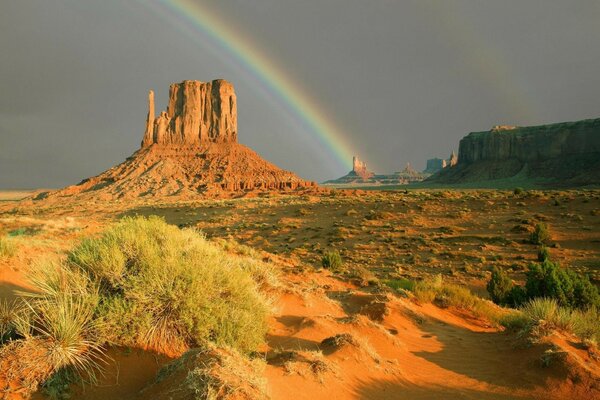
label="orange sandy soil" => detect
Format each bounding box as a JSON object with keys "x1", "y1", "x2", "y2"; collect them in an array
[{"x1": 1, "y1": 189, "x2": 599, "y2": 399}]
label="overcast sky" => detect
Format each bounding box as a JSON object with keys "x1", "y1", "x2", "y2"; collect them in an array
[{"x1": 1, "y1": 0, "x2": 599, "y2": 188}]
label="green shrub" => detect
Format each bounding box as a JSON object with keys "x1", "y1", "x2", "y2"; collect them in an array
[
  {"x1": 486, "y1": 267, "x2": 526, "y2": 307},
  {"x1": 537, "y1": 246, "x2": 550, "y2": 262},
  {"x1": 67, "y1": 216, "x2": 271, "y2": 355},
  {"x1": 529, "y1": 223, "x2": 551, "y2": 245},
  {"x1": 486, "y1": 267, "x2": 514, "y2": 305},
  {"x1": 513, "y1": 187, "x2": 524, "y2": 196},
  {"x1": 525, "y1": 260, "x2": 600, "y2": 310},
  {"x1": 321, "y1": 251, "x2": 343, "y2": 272}
]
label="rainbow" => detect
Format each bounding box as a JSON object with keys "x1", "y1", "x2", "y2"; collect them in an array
[{"x1": 139, "y1": 0, "x2": 355, "y2": 172}]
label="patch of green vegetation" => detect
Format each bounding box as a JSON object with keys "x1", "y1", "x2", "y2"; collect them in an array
[
  {"x1": 537, "y1": 246, "x2": 550, "y2": 262},
  {"x1": 0, "y1": 216, "x2": 275, "y2": 396},
  {"x1": 383, "y1": 278, "x2": 414, "y2": 292},
  {"x1": 487, "y1": 257, "x2": 600, "y2": 310},
  {"x1": 8, "y1": 226, "x2": 42, "y2": 236},
  {"x1": 486, "y1": 267, "x2": 525, "y2": 307},
  {"x1": 529, "y1": 222, "x2": 551, "y2": 245},
  {"x1": 321, "y1": 250, "x2": 343, "y2": 272},
  {"x1": 68, "y1": 216, "x2": 271, "y2": 355}
]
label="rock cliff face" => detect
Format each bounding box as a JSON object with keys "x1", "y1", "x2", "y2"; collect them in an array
[
  {"x1": 41, "y1": 79, "x2": 316, "y2": 201},
  {"x1": 424, "y1": 158, "x2": 446, "y2": 174},
  {"x1": 142, "y1": 79, "x2": 237, "y2": 146},
  {"x1": 428, "y1": 118, "x2": 600, "y2": 186}
]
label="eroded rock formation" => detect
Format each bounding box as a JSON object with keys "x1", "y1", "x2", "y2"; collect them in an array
[
  {"x1": 324, "y1": 156, "x2": 427, "y2": 186},
  {"x1": 142, "y1": 80, "x2": 237, "y2": 146},
  {"x1": 428, "y1": 118, "x2": 600, "y2": 186},
  {"x1": 352, "y1": 156, "x2": 374, "y2": 179},
  {"x1": 40, "y1": 79, "x2": 316, "y2": 201}
]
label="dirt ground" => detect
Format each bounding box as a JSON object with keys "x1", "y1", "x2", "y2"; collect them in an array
[{"x1": 1, "y1": 189, "x2": 599, "y2": 399}]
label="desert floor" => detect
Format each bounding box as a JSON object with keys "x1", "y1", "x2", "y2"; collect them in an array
[{"x1": 1, "y1": 189, "x2": 599, "y2": 399}]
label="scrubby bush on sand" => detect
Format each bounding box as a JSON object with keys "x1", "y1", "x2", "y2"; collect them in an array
[
  {"x1": 486, "y1": 267, "x2": 525, "y2": 307},
  {"x1": 529, "y1": 222, "x2": 551, "y2": 245},
  {"x1": 147, "y1": 346, "x2": 267, "y2": 400},
  {"x1": 0, "y1": 216, "x2": 274, "y2": 397},
  {"x1": 525, "y1": 260, "x2": 599, "y2": 310},
  {"x1": 68, "y1": 216, "x2": 271, "y2": 355},
  {"x1": 537, "y1": 246, "x2": 550, "y2": 262}
]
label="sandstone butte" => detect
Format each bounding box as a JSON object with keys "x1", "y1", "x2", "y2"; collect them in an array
[{"x1": 40, "y1": 79, "x2": 317, "y2": 201}]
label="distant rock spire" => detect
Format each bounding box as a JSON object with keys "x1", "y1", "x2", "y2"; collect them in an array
[
  {"x1": 448, "y1": 151, "x2": 458, "y2": 167},
  {"x1": 141, "y1": 90, "x2": 155, "y2": 147}
]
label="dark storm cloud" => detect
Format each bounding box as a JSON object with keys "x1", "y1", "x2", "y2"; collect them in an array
[{"x1": 1, "y1": 0, "x2": 599, "y2": 188}]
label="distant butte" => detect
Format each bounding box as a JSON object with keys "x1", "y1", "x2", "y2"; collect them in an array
[{"x1": 39, "y1": 79, "x2": 317, "y2": 201}]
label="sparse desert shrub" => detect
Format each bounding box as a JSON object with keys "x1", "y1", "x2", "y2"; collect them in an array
[
  {"x1": 486, "y1": 267, "x2": 526, "y2": 307},
  {"x1": 513, "y1": 187, "x2": 524, "y2": 196},
  {"x1": 68, "y1": 216, "x2": 271, "y2": 355},
  {"x1": 525, "y1": 260, "x2": 600, "y2": 310},
  {"x1": 487, "y1": 267, "x2": 514, "y2": 305},
  {"x1": 321, "y1": 250, "x2": 343, "y2": 272},
  {"x1": 348, "y1": 266, "x2": 378, "y2": 287},
  {"x1": 529, "y1": 222, "x2": 551, "y2": 245},
  {"x1": 537, "y1": 246, "x2": 550, "y2": 262},
  {"x1": 0, "y1": 236, "x2": 17, "y2": 258}
]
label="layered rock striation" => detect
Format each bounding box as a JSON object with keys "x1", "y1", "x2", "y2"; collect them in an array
[
  {"x1": 41, "y1": 79, "x2": 316, "y2": 201},
  {"x1": 428, "y1": 118, "x2": 600, "y2": 186},
  {"x1": 142, "y1": 80, "x2": 237, "y2": 146}
]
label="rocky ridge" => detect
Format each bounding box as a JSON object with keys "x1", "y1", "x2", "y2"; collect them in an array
[{"x1": 428, "y1": 118, "x2": 600, "y2": 186}]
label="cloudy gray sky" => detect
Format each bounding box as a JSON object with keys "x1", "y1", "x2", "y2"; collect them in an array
[{"x1": 1, "y1": 0, "x2": 599, "y2": 188}]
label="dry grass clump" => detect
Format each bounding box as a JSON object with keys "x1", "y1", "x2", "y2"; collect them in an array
[
  {"x1": 407, "y1": 275, "x2": 508, "y2": 325},
  {"x1": 281, "y1": 350, "x2": 335, "y2": 382},
  {"x1": 515, "y1": 298, "x2": 600, "y2": 343},
  {"x1": 0, "y1": 235, "x2": 17, "y2": 258},
  {"x1": 151, "y1": 347, "x2": 268, "y2": 400},
  {"x1": 320, "y1": 333, "x2": 380, "y2": 363},
  {"x1": 0, "y1": 263, "x2": 104, "y2": 397}
]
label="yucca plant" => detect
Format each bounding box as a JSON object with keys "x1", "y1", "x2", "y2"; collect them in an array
[
  {"x1": 0, "y1": 298, "x2": 22, "y2": 341},
  {"x1": 13, "y1": 262, "x2": 106, "y2": 386}
]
